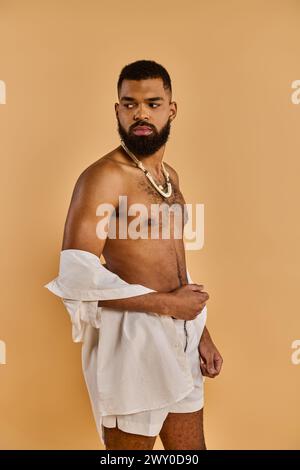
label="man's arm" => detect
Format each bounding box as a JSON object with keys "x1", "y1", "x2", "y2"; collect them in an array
[
  {"x1": 98, "y1": 291, "x2": 173, "y2": 317},
  {"x1": 61, "y1": 160, "x2": 178, "y2": 317},
  {"x1": 198, "y1": 326, "x2": 223, "y2": 377}
]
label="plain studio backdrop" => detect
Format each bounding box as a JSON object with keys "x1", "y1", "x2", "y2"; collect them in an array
[{"x1": 0, "y1": 0, "x2": 300, "y2": 449}]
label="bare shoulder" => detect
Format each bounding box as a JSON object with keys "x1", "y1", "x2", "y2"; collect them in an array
[
  {"x1": 86, "y1": 145, "x2": 136, "y2": 172},
  {"x1": 79, "y1": 147, "x2": 127, "y2": 180},
  {"x1": 62, "y1": 148, "x2": 128, "y2": 253},
  {"x1": 72, "y1": 147, "x2": 130, "y2": 203}
]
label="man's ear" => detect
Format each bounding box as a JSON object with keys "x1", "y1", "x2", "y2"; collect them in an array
[
  {"x1": 169, "y1": 101, "x2": 177, "y2": 121},
  {"x1": 114, "y1": 102, "x2": 119, "y2": 116}
]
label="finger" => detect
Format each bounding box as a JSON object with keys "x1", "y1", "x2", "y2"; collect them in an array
[
  {"x1": 200, "y1": 363, "x2": 217, "y2": 378},
  {"x1": 214, "y1": 356, "x2": 223, "y2": 373},
  {"x1": 200, "y1": 363, "x2": 208, "y2": 376},
  {"x1": 200, "y1": 358, "x2": 214, "y2": 377},
  {"x1": 193, "y1": 288, "x2": 208, "y2": 294},
  {"x1": 206, "y1": 355, "x2": 217, "y2": 375},
  {"x1": 195, "y1": 291, "x2": 209, "y2": 301},
  {"x1": 188, "y1": 284, "x2": 205, "y2": 292}
]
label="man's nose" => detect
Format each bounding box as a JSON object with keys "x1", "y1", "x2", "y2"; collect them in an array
[{"x1": 133, "y1": 104, "x2": 149, "y2": 121}]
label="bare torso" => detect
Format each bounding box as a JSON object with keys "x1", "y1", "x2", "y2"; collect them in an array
[{"x1": 99, "y1": 147, "x2": 189, "y2": 293}]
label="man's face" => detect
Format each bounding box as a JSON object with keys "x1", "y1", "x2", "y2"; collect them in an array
[{"x1": 115, "y1": 78, "x2": 177, "y2": 156}]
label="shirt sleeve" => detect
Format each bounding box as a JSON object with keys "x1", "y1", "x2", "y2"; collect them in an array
[{"x1": 43, "y1": 249, "x2": 156, "y2": 342}]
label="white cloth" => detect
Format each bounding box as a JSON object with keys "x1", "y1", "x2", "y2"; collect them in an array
[{"x1": 44, "y1": 249, "x2": 207, "y2": 441}]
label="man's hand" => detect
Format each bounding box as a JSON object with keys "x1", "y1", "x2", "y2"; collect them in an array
[
  {"x1": 198, "y1": 327, "x2": 223, "y2": 378},
  {"x1": 169, "y1": 284, "x2": 209, "y2": 321}
]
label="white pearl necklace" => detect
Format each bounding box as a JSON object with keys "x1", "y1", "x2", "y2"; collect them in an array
[{"x1": 120, "y1": 139, "x2": 173, "y2": 198}]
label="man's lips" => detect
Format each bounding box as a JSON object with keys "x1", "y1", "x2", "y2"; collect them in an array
[{"x1": 132, "y1": 126, "x2": 153, "y2": 136}]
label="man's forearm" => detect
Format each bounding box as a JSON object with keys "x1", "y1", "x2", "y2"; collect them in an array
[
  {"x1": 98, "y1": 292, "x2": 173, "y2": 317},
  {"x1": 199, "y1": 326, "x2": 214, "y2": 345}
]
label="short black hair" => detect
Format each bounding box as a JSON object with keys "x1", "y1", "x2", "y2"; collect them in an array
[{"x1": 117, "y1": 60, "x2": 172, "y2": 100}]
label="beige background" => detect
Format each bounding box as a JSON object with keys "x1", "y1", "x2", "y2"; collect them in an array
[{"x1": 1, "y1": 0, "x2": 300, "y2": 449}]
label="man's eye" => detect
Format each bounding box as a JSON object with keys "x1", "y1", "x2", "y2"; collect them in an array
[{"x1": 124, "y1": 103, "x2": 160, "y2": 108}]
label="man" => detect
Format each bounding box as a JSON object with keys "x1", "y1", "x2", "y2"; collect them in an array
[{"x1": 58, "y1": 60, "x2": 223, "y2": 449}]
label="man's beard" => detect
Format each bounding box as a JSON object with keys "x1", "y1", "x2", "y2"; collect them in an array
[{"x1": 117, "y1": 117, "x2": 171, "y2": 156}]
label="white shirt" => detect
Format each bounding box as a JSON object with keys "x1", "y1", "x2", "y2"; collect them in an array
[{"x1": 44, "y1": 249, "x2": 207, "y2": 435}]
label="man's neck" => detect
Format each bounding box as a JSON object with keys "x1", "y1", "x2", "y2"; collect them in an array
[{"x1": 121, "y1": 145, "x2": 166, "y2": 178}]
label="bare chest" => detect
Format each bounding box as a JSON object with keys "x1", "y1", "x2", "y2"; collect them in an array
[{"x1": 116, "y1": 173, "x2": 188, "y2": 229}]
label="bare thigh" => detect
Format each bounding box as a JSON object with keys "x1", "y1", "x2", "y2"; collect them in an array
[
  {"x1": 159, "y1": 408, "x2": 206, "y2": 450},
  {"x1": 103, "y1": 425, "x2": 157, "y2": 450}
]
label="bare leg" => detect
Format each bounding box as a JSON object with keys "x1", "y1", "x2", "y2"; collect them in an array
[
  {"x1": 103, "y1": 424, "x2": 157, "y2": 450},
  {"x1": 159, "y1": 408, "x2": 206, "y2": 450}
]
